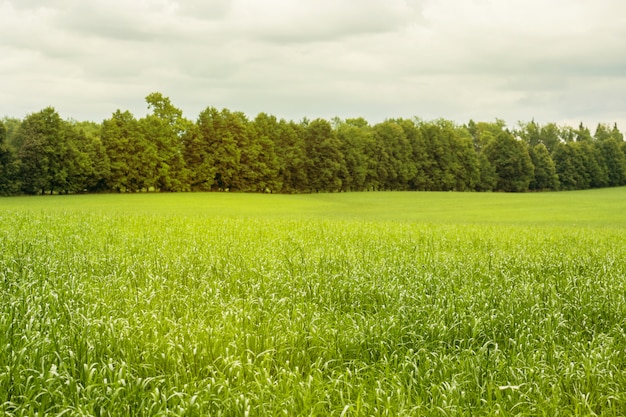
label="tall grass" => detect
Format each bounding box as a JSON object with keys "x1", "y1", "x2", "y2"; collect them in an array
[{"x1": 1, "y1": 190, "x2": 625, "y2": 415}]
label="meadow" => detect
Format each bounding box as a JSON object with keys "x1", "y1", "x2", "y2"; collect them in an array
[{"x1": 1, "y1": 189, "x2": 625, "y2": 416}]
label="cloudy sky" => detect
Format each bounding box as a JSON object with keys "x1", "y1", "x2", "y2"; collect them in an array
[{"x1": 1, "y1": 0, "x2": 625, "y2": 130}]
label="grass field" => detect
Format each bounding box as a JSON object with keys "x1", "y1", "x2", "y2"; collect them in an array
[{"x1": 1, "y1": 188, "x2": 625, "y2": 415}]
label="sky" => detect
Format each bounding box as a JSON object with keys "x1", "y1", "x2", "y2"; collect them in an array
[{"x1": 1, "y1": 0, "x2": 626, "y2": 131}]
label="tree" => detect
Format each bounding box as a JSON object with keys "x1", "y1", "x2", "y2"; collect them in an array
[
  {"x1": 102, "y1": 110, "x2": 157, "y2": 192},
  {"x1": 304, "y1": 118, "x2": 345, "y2": 192},
  {"x1": 142, "y1": 93, "x2": 190, "y2": 191},
  {"x1": 594, "y1": 123, "x2": 624, "y2": 143},
  {"x1": 528, "y1": 144, "x2": 559, "y2": 191},
  {"x1": 273, "y1": 120, "x2": 308, "y2": 193},
  {"x1": 552, "y1": 143, "x2": 588, "y2": 190},
  {"x1": 0, "y1": 120, "x2": 20, "y2": 195},
  {"x1": 575, "y1": 122, "x2": 593, "y2": 142},
  {"x1": 372, "y1": 120, "x2": 415, "y2": 190},
  {"x1": 416, "y1": 120, "x2": 479, "y2": 191},
  {"x1": 249, "y1": 113, "x2": 283, "y2": 192},
  {"x1": 517, "y1": 120, "x2": 542, "y2": 148},
  {"x1": 476, "y1": 153, "x2": 497, "y2": 191},
  {"x1": 539, "y1": 123, "x2": 563, "y2": 153},
  {"x1": 336, "y1": 118, "x2": 377, "y2": 191},
  {"x1": 193, "y1": 107, "x2": 241, "y2": 191},
  {"x1": 598, "y1": 138, "x2": 626, "y2": 186},
  {"x1": 517, "y1": 121, "x2": 562, "y2": 153},
  {"x1": 466, "y1": 119, "x2": 507, "y2": 153},
  {"x1": 610, "y1": 123, "x2": 624, "y2": 142},
  {"x1": 183, "y1": 122, "x2": 215, "y2": 191},
  {"x1": 16, "y1": 107, "x2": 69, "y2": 194},
  {"x1": 578, "y1": 141, "x2": 608, "y2": 188},
  {"x1": 482, "y1": 131, "x2": 534, "y2": 192},
  {"x1": 66, "y1": 121, "x2": 110, "y2": 192}
]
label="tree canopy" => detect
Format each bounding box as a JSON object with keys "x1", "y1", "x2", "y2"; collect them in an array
[{"x1": 1, "y1": 93, "x2": 625, "y2": 195}]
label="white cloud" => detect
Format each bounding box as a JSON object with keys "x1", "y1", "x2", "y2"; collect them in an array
[{"x1": 0, "y1": 0, "x2": 625, "y2": 130}]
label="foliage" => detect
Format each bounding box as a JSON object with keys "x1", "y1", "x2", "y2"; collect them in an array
[
  {"x1": 482, "y1": 131, "x2": 534, "y2": 192},
  {"x1": 101, "y1": 110, "x2": 157, "y2": 192},
  {"x1": 528, "y1": 143, "x2": 559, "y2": 191},
  {"x1": 1, "y1": 94, "x2": 626, "y2": 195},
  {"x1": 0, "y1": 121, "x2": 20, "y2": 195}
]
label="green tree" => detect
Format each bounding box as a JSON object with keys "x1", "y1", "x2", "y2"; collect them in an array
[
  {"x1": 594, "y1": 123, "x2": 612, "y2": 142},
  {"x1": 372, "y1": 120, "x2": 415, "y2": 190},
  {"x1": 552, "y1": 143, "x2": 588, "y2": 190},
  {"x1": 193, "y1": 107, "x2": 241, "y2": 191},
  {"x1": 610, "y1": 123, "x2": 624, "y2": 142},
  {"x1": 482, "y1": 131, "x2": 534, "y2": 192},
  {"x1": 64, "y1": 121, "x2": 110, "y2": 192},
  {"x1": 579, "y1": 141, "x2": 608, "y2": 188},
  {"x1": 304, "y1": 118, "x2": 345, "y2": 192},
  {"x1": 575, "y1": 122, "x2": 593, "y2": 142},
  {"x1": 466, "y1": 119, "x2": 507, "y2": 153},
  {"x1": 102, "y1": 110, "x2": 157, "y2": 192},
  {"x1": 142, "y1": 93, "x2": 190, "y2": 191},
  {"x1": 336, "y1": 118, "x2": 377, "y2": 191},
  {"x1": 416, "y1": 120, "x2": 479, "y2": 191},
  {"x1": 517, "y1": 120, "x2": 542, "y2": 148},
  {"x1": 594, "y1": 122, "x2": 624, "y2": 143},
  {"x1": 183, "y1": 122, "x2": 215, "y2": 191},
  {"x1": 599, "y1": 138, "x2": 626, "y2": 186},
  {"x1": 250, "y1": 113, "x2": 283, "y2": 192},
  {"x1": 16, "y1": 107, "x2": 69, "y2": 194},
  {"x1": 476, "y1": 153, "x2": 498, "y2": 191},
  {"x1": 517, "y1": 121, "x2": 562, "y2": 153},
  {"x1": 2, "y1": 117, "x2": 23, "y2": 149},
  {"x1": 540, "y1": 123, "x2": 563, "y2": 153},
  {"x1": 528, "y1": 144, "x2": 559, "y2": 191},
  {"x1": 0, "y1": 120, "x2": 20, "y2": 195},
  {"x1": 273, "y1": 120, "x2": 308, "y2": 193}
]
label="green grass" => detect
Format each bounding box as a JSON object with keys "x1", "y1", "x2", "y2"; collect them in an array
[
  {"x1": 1, "y1": 187, "x2": 625, "y2": 226},
  {"x1": 1, "y1": 189, "x2": 625, "y2": 415}
]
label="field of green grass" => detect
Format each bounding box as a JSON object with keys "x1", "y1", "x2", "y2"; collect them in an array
[{"x1": 1, "y1": 188, "x2": 625, "y2": 415}]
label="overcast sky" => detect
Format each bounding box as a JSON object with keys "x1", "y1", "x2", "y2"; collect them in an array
[{"x1": 1, "y1": 0, "x2": 625, "y2": 131}]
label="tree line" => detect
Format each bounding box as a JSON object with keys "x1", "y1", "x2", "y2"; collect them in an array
[{"x1": 1, "y1": 92, "x2": 626, "y2": 196}]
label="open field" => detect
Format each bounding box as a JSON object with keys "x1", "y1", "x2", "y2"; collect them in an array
[{"x1": 1, "y1": 189, "x2": 625, "y2": 415}]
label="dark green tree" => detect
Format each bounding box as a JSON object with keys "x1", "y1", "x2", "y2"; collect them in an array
[
  {"x1": 16, "y1": 107, "x2": 69, "y2": 194},
  {"x1": 273, "y1": 120, "x2": 308, "y2": 193},
  {"x1": 599, "y1": 138, "x2": 626, "y2": 186},
  {"x1": 194, "y1": 107, "x2": 241, "y2": 191},
  {"x1": 0, "y1": 120, "x2": 20, "y2": 195},
  {"x1": 304, "y1": 118, "x2": 345, "y2": 192},
  {"x1": 142, "y1": 93, "x2": 190, "y2": 191},
  {"x1": 482, "y1": 131, "x2": 534, "y2": 192},
  {"x1": 63, "y1": 121, "x2": 110, "y2": 192},
  {"x1": 372, "y1": 120, "x2": 415, "y2": 190},
  {"x1": 528, "y1": 143, "x2": 559, "y2": 191},
  {"x1": 183, "y1": 122, "x2": 215, "y2": 191},
  {"x1": 250, "y1": 113, "x2": 283, "y2": 192},
  {"x1": 552, "y1": 143, "x2": 587, "y2": 190},
  {"x1": 416, "y1": 120, "x2": 479, "y2": 191},
  {"x1": 336, "y1": 118, "x2": 378, "y2": 191},
  {"x1": 476, "y1": 153, "x2": 498, "y2": 191},
  {"x1": 102, "y1": 110, "x2": 157, "y2": 192},
  {"x1": 579, "y1": 141, "x2": 608, "y2": 188}
]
